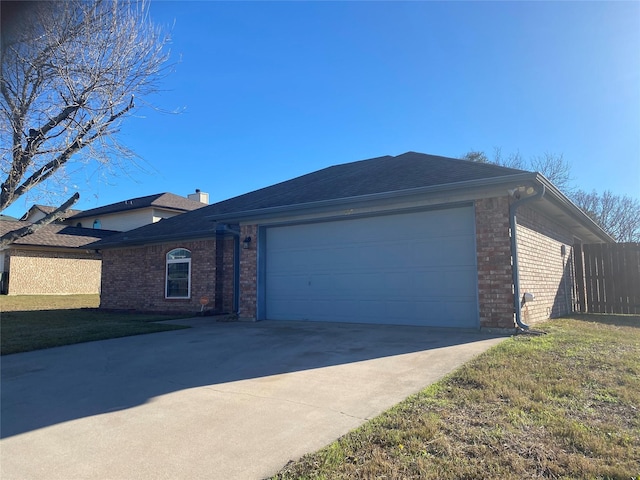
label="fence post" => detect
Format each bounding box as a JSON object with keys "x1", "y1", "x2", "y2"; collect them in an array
[{"x1": 573, "y1": 243, "x2": 586, "y2": 313}]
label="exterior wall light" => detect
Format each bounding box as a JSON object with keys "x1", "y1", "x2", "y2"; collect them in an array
[{"x1": 242, "y1": 236, "x2": 252, "y2": 249}]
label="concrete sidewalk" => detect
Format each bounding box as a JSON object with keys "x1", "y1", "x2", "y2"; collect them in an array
[{"x1": 1, "y1": 319, "x2": 506, "y2": 479}]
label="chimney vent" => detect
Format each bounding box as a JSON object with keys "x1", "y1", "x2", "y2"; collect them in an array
[{"x1": 188, "y1": 190, "x2": 209, "y2": 204}]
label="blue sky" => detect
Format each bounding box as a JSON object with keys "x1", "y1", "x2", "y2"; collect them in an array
[{"x1": 5, "y1": 0, "x2": 639, "y2": 217}]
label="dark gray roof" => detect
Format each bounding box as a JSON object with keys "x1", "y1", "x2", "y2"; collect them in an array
[
  {"x1": 68, "y1": 192, "x2": 206, "y2": 220},
  {"x1": 0, "y1": 220, "x2": 119, "y2": 249},
  {"x1": 91, "y1": 152, "x2": 528, "y2": 249}
]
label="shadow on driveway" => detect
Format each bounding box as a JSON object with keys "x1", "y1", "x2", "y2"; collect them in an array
[{"x1": 1, "y1": 319, "x2": 504, "y2": 439}]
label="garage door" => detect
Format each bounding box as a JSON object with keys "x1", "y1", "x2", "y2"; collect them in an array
[{"x1": 264, "y1": 206, "x2": 478, "y2": 328}]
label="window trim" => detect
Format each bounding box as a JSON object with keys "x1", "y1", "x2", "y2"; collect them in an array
[{"x1": 165, "y1": 248, "x2": 192, "y2": 299}]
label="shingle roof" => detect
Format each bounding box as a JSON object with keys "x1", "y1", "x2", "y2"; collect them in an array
[
  {"x1": 68, "y1": 192, "x2": 206, "y2": 220},
  {"x1": 0, "y1": 220, "x2": 119, "y2": 249},
  {"x1": 91, "y1": 152, "x2": 528, "y2": 248},
  {"x1": 20, "y1": 205, "x2": 83, "y2": 221}
]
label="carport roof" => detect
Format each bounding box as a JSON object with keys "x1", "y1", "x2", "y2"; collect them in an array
[{"x1": 90, "y1": 152, "x2": 612, "y2": 248}]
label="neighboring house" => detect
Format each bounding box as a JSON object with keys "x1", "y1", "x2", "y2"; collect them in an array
[
  {"x1": 0, "y1": 220, "x2": 117, "y2": 295},
  {"x1": 20, "y1": 205, "x2": 83, "y2": 223},
  {"x1": 93, "y1": 152, "x2": 613, "y2": 331},
  {"x1": 21, "y1": 191, "x2": 207, "y2": 230},
  {"x1": 1, "y1": 191, "x2": 208, "y2": 295},
  {"x1": 65, "y1": 191, "x2": 208, "y2": 231}
]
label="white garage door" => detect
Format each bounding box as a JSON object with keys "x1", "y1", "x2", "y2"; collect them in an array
[{"x1": 264, "y1": 206, "x2": 478, "y2": 328}]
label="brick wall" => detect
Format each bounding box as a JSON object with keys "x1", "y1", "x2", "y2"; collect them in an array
[
  {"x1": 100, "y1": 237, "x2": 235, "y2": 314},
  {"x1": 238, "y1": 224, "x2": 258, "y2": 320},
  {"x1": 5, "y1": 249, "x2": 102, "y2": 295},
  {"x1": 221, "y1": 235, "x2": 236, "y2": 312},
  {"x1": 516, "y1": 206, "x2": 575, "y2": 323},
  {"x1": 475, "y1": 197, "x2": 516, "y2": 330}
]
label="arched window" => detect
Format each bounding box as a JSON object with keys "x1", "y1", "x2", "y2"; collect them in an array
[{"x1": 166, "y1": 248, "x2": 191, "y2": 298}]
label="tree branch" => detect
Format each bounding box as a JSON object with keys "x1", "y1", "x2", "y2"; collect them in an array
[
  {"x1": 0, "y1": 192, "x2": 80, "y2": 249},
  {"x1": 7, "y1": 97, "x2": 135, "y2": 204}
]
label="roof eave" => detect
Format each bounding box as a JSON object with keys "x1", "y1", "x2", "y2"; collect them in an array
[
  {"x1": 532, "y1": 174, "x2": 615, "y2": 243},
  {"x1": 205, "y1": 173, "x2": 540, "y2": 223},
  {"x1": 206, "y1": 172, "x2": 613, "y2": 243},
  {"x1": 90, "y1": 229, "x2": 219, "y2": 250}
]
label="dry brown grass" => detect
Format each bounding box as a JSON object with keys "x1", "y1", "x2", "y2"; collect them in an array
[
  {"x1": 273, "y1": 315, "x2": 640, "y2": 480},
  {"x1": 0, "y1": 294, "x2": 100, "y2": 311}
]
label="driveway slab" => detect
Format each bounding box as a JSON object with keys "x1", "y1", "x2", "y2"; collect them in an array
[{"x1": 1, "y1": 319, "x2": 506, "y2": 479}]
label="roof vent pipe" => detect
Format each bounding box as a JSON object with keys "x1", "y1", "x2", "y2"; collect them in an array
[{"x1": 509, "y1": 184, "x2": 545, "y2": 330}]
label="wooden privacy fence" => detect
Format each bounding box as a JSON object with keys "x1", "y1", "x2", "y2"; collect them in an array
[{"x1": 574, "y1": 243, "x2": 640, "y2": 314}]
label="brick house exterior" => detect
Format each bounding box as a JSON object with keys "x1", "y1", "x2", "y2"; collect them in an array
[
  {"x1": 100, "y1": 237, "x2": 235, "y2": 313},
  {"x1": 474, "y1": 197, "x2": 515, "y2": 330},
  {"x1": 516, "y1": 205, "x2": 577, "y2": 323},
  {"x1": 92, "y1": 153, "x2": 613, "y2": 331},
  {"x1": 1, "y1": 192, "x2": 206, "y2": 296}
]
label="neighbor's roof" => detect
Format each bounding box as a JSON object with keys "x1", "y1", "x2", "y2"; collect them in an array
[
  {"x1": 20, "y1": 204, "x2": 83, "y2": 221},
  {"x1": 90, "y1": 152, "x2": 531, "y2": 248},
  {"x1": 0, "y1": 220, "x2": 119, "y2": 249},
  {"x1": 68, "y1": 192, "x2": 207, "y2": 220}
]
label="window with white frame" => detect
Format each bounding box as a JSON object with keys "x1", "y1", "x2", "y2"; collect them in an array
[{"x1": 166, "y1": 248, "x2": 191, "y2": 298}]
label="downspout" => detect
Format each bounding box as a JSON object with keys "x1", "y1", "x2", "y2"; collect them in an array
[
  {"x1": 509, "y1": 184, "x2": 545, "y2": 330},
  {"x1": 216, "y1": 224, "x2": 240, "y2": 314}
]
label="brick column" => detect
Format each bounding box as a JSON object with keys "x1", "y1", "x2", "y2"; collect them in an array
[
  {"x1": 238, "y1": 224, "x2": 258, "y2": 320},
  {"x1": 475, "y1": 197, "x2": 516, "y2": 330}
]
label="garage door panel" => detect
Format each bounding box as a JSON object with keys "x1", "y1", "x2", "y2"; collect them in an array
[
  {"x1": 267, "y1": 249, "x2": 309, "y2": 272},
  {"x1": 265, "y1": 207, "x2": 478, "y2": 328},
  {"x1": 268, "y1": 274, "x2": 309, "y2": 295}
]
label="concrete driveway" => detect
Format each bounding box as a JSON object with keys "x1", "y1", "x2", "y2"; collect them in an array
[{"x1": 1, "y1": 319, "x2": 506, "y2": 479}]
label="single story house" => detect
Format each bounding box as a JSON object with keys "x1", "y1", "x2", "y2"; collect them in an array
[
  {"x1": 93, "y1": 152, "x2": 613, "y2": 331},
  {"x1": 0, "y1": 220, "x2": 117, "y2": 295},
  {"x1": 1, "y1": 191, "x2": 208, "y2": 295}
]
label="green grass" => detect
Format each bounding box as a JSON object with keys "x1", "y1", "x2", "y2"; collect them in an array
[
  {"x1": 272, "y1": 315, "x2": 640, "y2": 480},
  {"x1": 0, "y1": 295, "x2": 188, "y2": 355}
]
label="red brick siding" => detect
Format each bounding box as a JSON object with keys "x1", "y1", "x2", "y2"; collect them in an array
[
  {"x1": 516, "y1": 206, "x2": 575, "y2": 323},
  {"x1": 222, "y1": 236, "x2": 236, "y2": 311},
  {"x1": 475, "y1": 197, "x2": 516, "y2": 329},
  {"x1": 238, "y1": 224, "x2": 258, "y2": 319},
  {"x1": 100, "y1": 237, "x2": 235, "y2": 314}
]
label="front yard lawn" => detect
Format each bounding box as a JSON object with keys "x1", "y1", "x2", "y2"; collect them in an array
[
  {"x1": 0, "y1": 308, "x2": 188, "y2": 355},
  {"x1": 273, "y1": 315, "x2": 640, "y2": 479}
]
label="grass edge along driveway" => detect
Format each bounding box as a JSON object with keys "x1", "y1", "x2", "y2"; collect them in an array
[
  {"x1": 1, "y1": 309, "x2": 188, "y2": 356},
  {"x1": 272, "y1": 315, "x2": 640, "y2": 480}
]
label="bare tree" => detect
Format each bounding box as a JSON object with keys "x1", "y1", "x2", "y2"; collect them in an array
[
  {"x1": 571, "y1": 189, "x2": 640, "y2": 242},
  {"x1": 1, "y1": 0, "x2": 169, "y2": 242},
  {"x1": 462, "y1": 148, "x2": 638, "y2": 241},
  {"x1": 461, "y1": 150, "x2": 489, "y2": 164},
  {"x1": 530, "y1": 152, "x2": 573, "y2": 193},
  {"x1": 462, "y1": 148, "x2": 568, "y2": 188}
]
